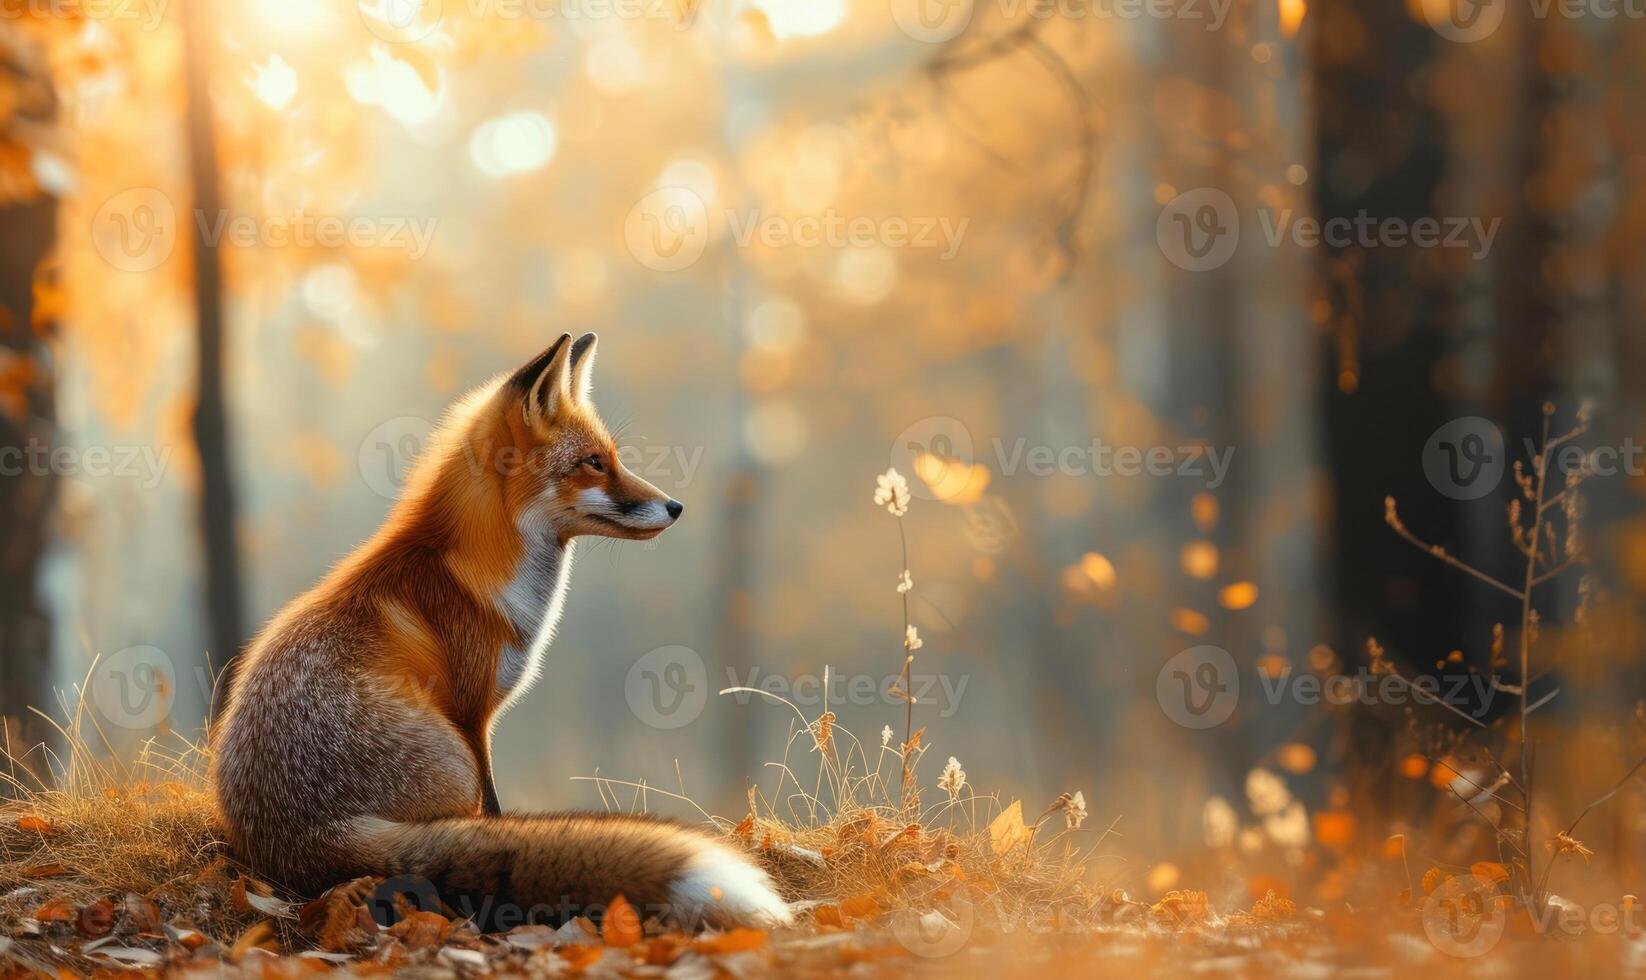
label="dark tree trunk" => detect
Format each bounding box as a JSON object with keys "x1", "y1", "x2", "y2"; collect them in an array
[
  {"x1": 181, "y1": 1, "x2": 245, "y2": 724},
  {"x1": 0, "y1": 33, "x2": 58, "y2": 755}
]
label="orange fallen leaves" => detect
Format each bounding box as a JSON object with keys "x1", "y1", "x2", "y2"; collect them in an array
[
  {"x1": 16, "y1": 815, "x2": 54, "y2": 834},
  {"x1": 694, "y1": 928, "x2": 766, "y2": 955},
  {"x1": 839, "y1": 893, "x2": 884, "y2": 922},
  {"x1": 1250, "y1": 890, "x2": 1296, "y2": 921},
  {"x1": 1150, "y1": 890, "x2": 1209, "y2": 926},
  {"x1": 77, "y1": 899, "x2": 116, "y2": 938},
  {"x1": 33, "y1": 901, "x2": 76, "y2": 924},
  {"x1": 601, "y1": 895, "x2": 643, "y2": 948},
  {"x1": 389, "y1": 910, "x2": 451, "y2": 951}
]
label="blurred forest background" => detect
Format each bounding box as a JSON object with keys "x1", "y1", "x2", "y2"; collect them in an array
[{"x1": 3, "y1": 0, "x2": 1646, "y2": 906}]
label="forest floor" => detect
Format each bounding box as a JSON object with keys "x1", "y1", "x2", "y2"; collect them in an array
[{"x1": 0, "y1": 771, "x2": 1639, "y2": 978}]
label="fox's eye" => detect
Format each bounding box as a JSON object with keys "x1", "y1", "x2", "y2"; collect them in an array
[{"x1": 582, "y1": 454, "x2": 606, "y2": 474}]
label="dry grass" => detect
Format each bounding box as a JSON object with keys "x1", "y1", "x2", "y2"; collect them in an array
[{"x1": 585, "y1": 683, "x2": 1112, "y2": 945}]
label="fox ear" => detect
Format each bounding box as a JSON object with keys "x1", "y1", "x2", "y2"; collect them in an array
[
  {"x1": 568, "y1": 333, "x2": 597, "y2": 402},
  {"x1": 508, "y1": 333, "x2": 574, "y2": 424}
]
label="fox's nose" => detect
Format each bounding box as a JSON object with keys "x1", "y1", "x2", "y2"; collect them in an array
[{"x1": 665, "y1": 500, "x2": 684, "y2": 520}]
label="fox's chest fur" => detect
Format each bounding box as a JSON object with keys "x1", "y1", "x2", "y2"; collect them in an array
[{"x1": 495, "y1": 529, "x2": 574, "y2": 706}]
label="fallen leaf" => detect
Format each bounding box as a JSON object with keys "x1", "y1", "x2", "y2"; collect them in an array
[
  {"x1": 694, "y1": 928, "x2": 766, "y2": 954},
  {"x1": 230, "y1": 921, "x2": 279, "y2": 961},
  {"x1": 989, "y1": 800, "x2": 1033, "y2": 856},
  {"x1": 77, "y1": 899, "x2": 116, "y2": 938},
  {"x1": 16, "y1": 816, "x2": 54, "y2": 834},
  {"x1": 1471, "y1": 861, "x2": 1511, "y2": 883},
  {"x1": 643, "y1": 934, "x2": 690, "y2": 965},
  {"x1": 22, "y1": 865, "x2": 67, "y2": 878},
  {"x1": 558, "y1": 944, "x2": 604, "y2": 971},
  {"x1": 602, "y1": 894, "x2": 643, "y2": 948},
  {"x1": 389, "y1": 910, "x2": 450, "y2": 950},
  {"x1": 299, "y1": 877, "x2": 380, "y2": 952},
  {"x1": 94, "y1": 947, "x2": 163, "y2": 967},
  {"x1": 839, "y1": 894, "x2": 883, "y2": 922},
  {"x1": 1251, "y1": 889, "x2": 1296, "y2": 921},
  {"x1": 124, "y1": 894, "x2": 163, "y2": 934},
  {"x1": 33, "y1": 901, "x2": 75, "y2": 925},
  {"x1": 813, "y1": 905, "x2": 844, "y2": 928}
]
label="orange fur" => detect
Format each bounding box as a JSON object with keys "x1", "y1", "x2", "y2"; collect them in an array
[{"x1": 210, "y1": 335, "x2": 788, "y2": 929}]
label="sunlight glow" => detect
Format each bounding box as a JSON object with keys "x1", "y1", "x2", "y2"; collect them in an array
[
  {"x1": 247, "y1": 55, "x2": 297, "y2": 112},
  {"x1": 469, "y1": 112, "x2": 558, "y2": 178},
  {"x1": 753, "y1": 0, "x2": 847, "y2": 39}
]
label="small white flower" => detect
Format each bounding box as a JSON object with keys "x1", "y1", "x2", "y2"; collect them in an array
[
  {"x1": 896, "y1": 569, "x2": 913, "y2": 594},
  {"x1": 903, "y1": 624, "x2": 923, "y2": 651},
  {"x1": 939, "y1": 756, "x2": 967, "y2": 799},
  {"x1": 881, "y1": 725, "x2": 894, "y2": 747},
  {"x1": 1065, "y1": 790, "x2": 1087, "y2": 830},
  {"x1": 874, "y1": 468, "x2": 911, "y2": 517}
]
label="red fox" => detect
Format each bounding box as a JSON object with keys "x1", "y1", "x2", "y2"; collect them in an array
[{"x1": 210, "y1": 334, "x2": 790, "y2": 930}]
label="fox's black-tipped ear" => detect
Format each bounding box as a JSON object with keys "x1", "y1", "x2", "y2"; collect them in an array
[
  {"x1": 509, "y1": 333, "x2": 574, "y2": 424},
  {"x1": 568, "y1": 333, "x2": 597, "y2": 403}
]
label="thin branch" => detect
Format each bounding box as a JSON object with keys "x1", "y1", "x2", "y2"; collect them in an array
[{"x1": 1385, "y1": 516, "x2": 1526, "y2": 601}]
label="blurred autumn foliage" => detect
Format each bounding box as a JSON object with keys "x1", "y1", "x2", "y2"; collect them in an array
[{"x1": 0, "y1": 0, "x2": 1645, "y2": 953}]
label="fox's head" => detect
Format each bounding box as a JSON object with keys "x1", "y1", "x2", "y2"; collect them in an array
[{"x1": 460, "y1": 332, "x2": 682, "y2": 542}]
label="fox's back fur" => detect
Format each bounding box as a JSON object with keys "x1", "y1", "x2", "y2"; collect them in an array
[{"x1": 210, "y1": 334, "x2": 789, "y2": 929}]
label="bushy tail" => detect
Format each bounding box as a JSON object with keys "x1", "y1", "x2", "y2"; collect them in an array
[{"x1": 351, "y1": 812, "x2": 792, "y2": 932}]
